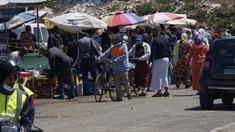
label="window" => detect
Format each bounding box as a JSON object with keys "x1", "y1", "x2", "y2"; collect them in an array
[
  {"x1": 33, "y1": 27, "x2": 42, "y2": 42},
  {"x1": 41, "y1": 27, "x2": 49, "y2": 42},
  {"x1": 212, "y1": 40, "x2": 235, "y2": 57}
]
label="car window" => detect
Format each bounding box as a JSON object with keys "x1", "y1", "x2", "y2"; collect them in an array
[
  {"x1": 33, "y1": 27, "x2": 42, "y2": 42},
  {"x1": 41, "y1": 27, "x2": 49, "y2": 42},
  {"x1": 212, "y1": 40, "x2": 235, "y2": 57}
]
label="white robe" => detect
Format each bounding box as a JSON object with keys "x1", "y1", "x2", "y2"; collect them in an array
[{"x1": 150, "y1": 57, "x2": 169, "y2": 90}]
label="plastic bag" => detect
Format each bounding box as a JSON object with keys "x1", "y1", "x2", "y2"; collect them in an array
[{"x1": 173, "y1": 42, "x2": 179, "y2": 63}]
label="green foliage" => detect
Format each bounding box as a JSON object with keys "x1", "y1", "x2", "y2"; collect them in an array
[
  {"x1": 136, "y1": 2, "x2": 156, "y2": 16},
  {"x1": 110, "y1": 4, "x2": 120, "y2": 12},
  {"x1": 155, "y1": 0, "x2": 175, "y2": 4},
  {"x1": 181, "y1": 2, "x2": 199, "y2": 11},
  {"x1": 101, "y1": 0, "x2": 110, "y2": 4},
  {"x1": 158, "y1": 3, "x2": 176, "y2": 12},
  {"x1": 191, "y1": 8, "x2": 208, "y2": 22}
]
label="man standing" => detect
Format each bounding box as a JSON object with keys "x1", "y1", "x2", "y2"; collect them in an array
[
  {"x1": 47, "y1": 25, "x2": 61, "y2": 49},
  {"x1": 129, "y1": 35, "x2": 151, "y2": 96},
  {"x1": 77, "y1": 32, "x2": 102, "y2": 95},
  {"x1": 20, "y1": 25, "x2": 36, "y2": 51},
  {"x1": 143, "y1": 25, "x2": 154, "y2": 46},
  {"x1": 149, "y1": 28, "x2": 170, "y2": 97},
  {"x1": 63, "y1": 33, "x2": 78, "y2": 62},
  {"x1": 100, "y1": 29, "x2": 111, "y2": 51},
  {"x1": 39, "y1": 45, "x2": 75, "y2": 99},
  {"x1": 97, "y1": 34, "x2": 132, "y2": 101},
  {"x1": 9, "y1": 46, "x2": 28, "y2": 64}
]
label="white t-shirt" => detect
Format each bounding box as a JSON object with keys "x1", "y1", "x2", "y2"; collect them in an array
[{"x1": 9, "y1": 51, "x2": 19, "y2": 64}]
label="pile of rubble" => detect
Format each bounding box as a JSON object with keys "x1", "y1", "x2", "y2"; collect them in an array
[
  {"x1": 43, "y1": 0, "x2": 223, "y2": 23},
  {"x1": 43, "y1": 0, "x2": 156, "y2": 19}
]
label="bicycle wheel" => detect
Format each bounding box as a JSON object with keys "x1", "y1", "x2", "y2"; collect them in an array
[
  {"x1": 94, "y1": 74, "x2": 103, "y2": 102},
  {"x1": 108, "y1": 74, "x2": 116, "y2": 101},
  {"x1": 128, "y1": 69, "x2": 139, "y2": 95}
]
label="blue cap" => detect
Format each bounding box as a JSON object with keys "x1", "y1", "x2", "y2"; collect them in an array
[
  {"x1": 119, "y1": 29, "x2": 125, "y2": 34},
  {"x1": 135, "y1": 35, "x2": 143, "y2": 41}
]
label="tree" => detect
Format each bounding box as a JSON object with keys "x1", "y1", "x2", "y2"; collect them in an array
[{"x1": 136, "y1": 2, "x2": 156, "y2": 16}]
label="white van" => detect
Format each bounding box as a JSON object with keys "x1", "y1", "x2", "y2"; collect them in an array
[{"x1": 12, "y1": 23, "x2": 49, "y2": 47}]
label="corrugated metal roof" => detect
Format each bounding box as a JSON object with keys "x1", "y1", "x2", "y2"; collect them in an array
[{"x1": 0, "y1": 0, "x2": 50, "y2": 8}]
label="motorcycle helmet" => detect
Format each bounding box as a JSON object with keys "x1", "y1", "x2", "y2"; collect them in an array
[{"x1": 0, "y1": 57, "x2": 21, "y2": 71}]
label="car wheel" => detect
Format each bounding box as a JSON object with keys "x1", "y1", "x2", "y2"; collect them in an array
[
  {"x1": 199, "y1": 89, "x2": 214, "y2": 110},
  {"x1": 222, "y1": 97, "x2": 234, "y2": 105}
]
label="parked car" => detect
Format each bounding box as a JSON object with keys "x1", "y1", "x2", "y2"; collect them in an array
[{"x1": 199, "y1": 37, "x2": 235, "y2": 109}]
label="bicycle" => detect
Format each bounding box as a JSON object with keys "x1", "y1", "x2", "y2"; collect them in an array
[
  {"x1": 94, "y1": 59, "x2": 116, "y2": 102},
  {"x1": 128, "y1": 58, "x2": 141, "y2": 95}
]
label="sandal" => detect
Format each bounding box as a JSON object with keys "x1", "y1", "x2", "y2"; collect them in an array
[
  {"x1": 152, "y1": 92, "x2": 162, "y2": 97},
  {"x1": 163, "y1": 92, "x2": 170, "y2": 97}
]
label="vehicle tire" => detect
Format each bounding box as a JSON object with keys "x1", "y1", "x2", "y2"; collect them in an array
[
  {"x1": 94, "y1": 74, "x2": 103, "y2": 102},
  {"x1": 199, "y1": 89, "x2": 214, "y2": 110},
  {"x1": 222, "y1": 97, "x2": 234, "y2": 105},
  {"x1": 109, "y1": 74, "x2": 116, "y2": 101}
]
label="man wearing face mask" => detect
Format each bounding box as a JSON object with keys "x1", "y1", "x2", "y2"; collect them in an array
[
  {"x1": 0, "y1": 60, "x2": 32, "y2": 131},
  {"x1": 129, "y1": 35, "x2": 151, "y2": 96}
]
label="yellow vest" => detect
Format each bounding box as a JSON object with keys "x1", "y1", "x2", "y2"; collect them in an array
[
  {"x1": 0, "y1": 89, "x2": 27, "y2": 123},
  {"x1": 14, "y1": 83, "x2": 34, "y2": 97}
]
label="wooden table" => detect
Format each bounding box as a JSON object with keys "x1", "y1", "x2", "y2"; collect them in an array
[{"x1": 19, "y1": 75, "x2": 46, "y2": 93}]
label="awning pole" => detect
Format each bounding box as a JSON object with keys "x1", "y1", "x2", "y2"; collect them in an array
[
  {"x1": 3, "y1": 9, "x2": 9, "y2": 54},
  {"x1": 36, "y1": 7, "x2": 40, "y2": 49}
]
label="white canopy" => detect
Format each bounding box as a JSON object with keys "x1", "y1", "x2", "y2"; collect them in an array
[
  {"x1": 165, "y1": 14, "x2": 197, "y2": 25},
  {"x1": 47, "y1": 13, "x2": 108, "y2": 33}
]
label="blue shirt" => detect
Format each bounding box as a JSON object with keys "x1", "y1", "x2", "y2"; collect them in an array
[{"x1": 98, "y1": 40, "x2": 129, "y2": 72}]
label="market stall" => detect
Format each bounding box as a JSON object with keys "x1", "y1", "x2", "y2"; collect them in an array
[{"x1": 0, "y1": 0, "x2": 52, "y2": 98}]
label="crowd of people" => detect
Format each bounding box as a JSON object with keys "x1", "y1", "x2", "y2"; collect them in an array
[
  {"x1": 1, "y1": 20, "x2": 234, "y2": 131},
  {"x1": 40, "y1": 23, "x2": 235, "y2": 101}
]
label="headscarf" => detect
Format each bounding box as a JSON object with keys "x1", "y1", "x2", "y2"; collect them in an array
[
  {"x1": 193, "y1": 34, "x2": 204, "y2": 45},
  {"x1": 181, "y1": 33, "x2": 188, "y2": 41},
  {"x1": 198, "y1": 28, "x2": 206, "y2": 37},
  {"x1": 197, "y1": 28, "x2": 209, "y2": 46}
]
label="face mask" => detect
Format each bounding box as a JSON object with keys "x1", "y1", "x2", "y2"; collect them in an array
[
  {"x1": 136, "y1": 41, "x2": 142, "y2": 45},
  {"x1": 2, "y1": 82, "x2": 14, "y2": 92}
]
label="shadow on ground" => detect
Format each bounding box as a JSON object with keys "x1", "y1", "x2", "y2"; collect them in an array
[{"x1": 185, "y1": 104, "x2": 235, "y2": 111}]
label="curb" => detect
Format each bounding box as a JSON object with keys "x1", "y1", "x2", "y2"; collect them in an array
[{"x1": 209, "y1": 122, "x2": 235, "y2": 132}]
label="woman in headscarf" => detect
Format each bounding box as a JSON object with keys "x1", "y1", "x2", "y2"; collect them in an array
[
  {"x1": 198, "y1": 28, "x2": 209, "y2": 47},
  {"x1": 186, "y1": 34, "x2": 208, "y2": 95},
  {"x1": 172, "y1": 33, "x2": 192, "y2": 88}
]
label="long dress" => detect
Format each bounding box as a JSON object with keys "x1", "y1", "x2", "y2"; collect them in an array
[
  {"x1": 172, "y1": 40, "x2": 192, "y2": 85},
  {"x1": 186, "y1": 44, "x2": 208, "y2": 90},
  {"x1": 134, "y1": 46, "x2": 149, "y2": 88}
]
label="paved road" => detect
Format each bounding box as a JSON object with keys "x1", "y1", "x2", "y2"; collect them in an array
[{"x1": 33, "y1": 85, "x2": 235, "y2": 132}]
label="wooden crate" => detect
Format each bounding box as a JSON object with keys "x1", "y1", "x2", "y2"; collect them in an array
[{"x1": 36, "y1": 86, "x2": 54, "y2": 99}]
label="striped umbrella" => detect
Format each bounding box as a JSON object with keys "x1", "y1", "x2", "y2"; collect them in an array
[
  {"x1": 147, "y1": 12, "x2": 184, "y2": 24},
  {"x1": 101, "y1": 11, "x2": 145, "y2": 27}
]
